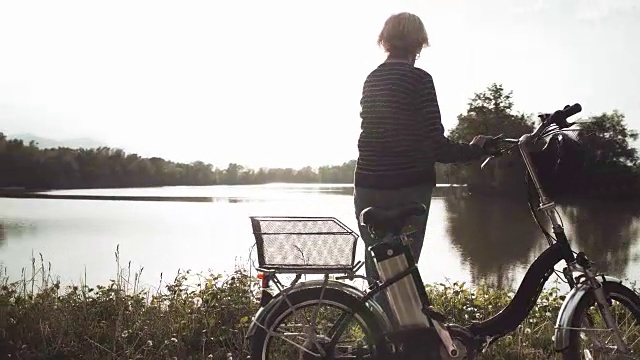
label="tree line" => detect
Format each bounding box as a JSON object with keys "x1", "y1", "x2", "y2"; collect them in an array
[
  {"x1": 1, "y1": 83, "x2": 638, "y2": 199},
  {"x1": 0, "y1": 137, "x2": 359, "y2": 189}
]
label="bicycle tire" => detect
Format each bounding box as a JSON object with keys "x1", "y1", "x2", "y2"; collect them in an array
[
  {"x1": 562, "y1": 281, "x2": 640, "y2": 360},
  {"x1": 249, "y1": 286, "x2": 389, "y2": 360}
]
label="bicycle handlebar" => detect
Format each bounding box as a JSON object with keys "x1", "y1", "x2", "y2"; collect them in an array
[
  {"x1": 560, "y1": 103, "x2": 582, "y2": 120},
  {"x1": 480, "y1": 103, "x2": 582, "y2": 169},
  {"x1": 532, "y1": 103, "x2": 582, "y2": 137}
]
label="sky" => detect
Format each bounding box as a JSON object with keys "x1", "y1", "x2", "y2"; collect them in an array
[{"x1": 0, "y1": 0, "x2": 638, "y2": 169}]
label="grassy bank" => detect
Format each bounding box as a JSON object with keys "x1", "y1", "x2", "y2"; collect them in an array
[{"x1": 2, "y1": 253, "x2": 574, "y2": 360}]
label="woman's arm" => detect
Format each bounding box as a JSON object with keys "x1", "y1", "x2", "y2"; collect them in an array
[{"x1": 417, "y1": 71, "x2": 486, "y2": 164}]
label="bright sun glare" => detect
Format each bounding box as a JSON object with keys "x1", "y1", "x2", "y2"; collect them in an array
[{"x1": 0, "y1": 0, "x2": 638, "y2": 169}]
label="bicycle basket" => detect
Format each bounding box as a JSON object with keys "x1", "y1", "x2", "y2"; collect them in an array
[{"x1": 250, "y1": 216, "x2": 359, "y2": 273}]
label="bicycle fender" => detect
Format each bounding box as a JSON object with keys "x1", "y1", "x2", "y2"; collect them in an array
[
  {"x1": 246, "y1": 279, "x2": 394, "y2": 339},
  {"x1": 553, "y1": 275, "x2": 623, "y2": 352}
]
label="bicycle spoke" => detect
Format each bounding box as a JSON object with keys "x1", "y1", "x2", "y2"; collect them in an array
[
  {"x1": 578, "y1": 297, "x2": 640, "y2": 359},
  {"x1": 264, "y1": 300, "x2": 374, "y2": 360}
]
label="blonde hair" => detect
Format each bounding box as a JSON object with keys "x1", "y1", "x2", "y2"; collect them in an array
[{"x1": 377, "y1": 12, "x2": 429, "y2": 58}]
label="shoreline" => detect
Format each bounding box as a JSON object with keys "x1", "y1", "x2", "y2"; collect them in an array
[
  {"x1": 0, "y1": 183, "x2": 470, "y2": 202},
  {"x1": 0, "y1": 192, "x2": 214, "y2": 202}
]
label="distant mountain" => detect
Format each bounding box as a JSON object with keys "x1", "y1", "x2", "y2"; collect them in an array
[{"x1": 9, "y1": 133, "x2": 107, "y2": 149}]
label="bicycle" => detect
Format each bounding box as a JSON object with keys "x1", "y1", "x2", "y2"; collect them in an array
[{"x1": 245, "y1": 103, "x2": 640, "y2": 359}]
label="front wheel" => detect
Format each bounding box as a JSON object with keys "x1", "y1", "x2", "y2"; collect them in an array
[
  {"x1": 249, "y1": 286, "x2": 389, "y2": 360},
  {"x1": 563, "y1": 282, "x2": 640, "y2": 360}
]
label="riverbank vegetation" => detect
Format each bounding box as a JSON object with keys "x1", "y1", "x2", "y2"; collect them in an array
[
  {"x1": 0, "y1": 252, "x2": 603, "y2": 360},
  {"x1": 446, "y1": 84, "x2": 640, "y2": 200},
  {"x1": 1, "y1": 83, "x2": 638, "y2": 198}
]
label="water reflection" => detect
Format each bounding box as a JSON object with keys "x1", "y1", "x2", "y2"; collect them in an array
[
  {"x1": 560, "y1": 201, "x2": 640, "y2": 276},
  {"x1": 445, "y1": 196, "x2": 640, "y2": 289},
  {"x1": 444, "y1": 196, "x2": 546, "y2": 289},
  {"x1": 320, "y1": 185, "x2": 466, "y2": 197},
  {"x1": 0, "y1": 220, "x2": 39, "y2": 247},
  {"x1": 322, "y1": 187, "x2": 353, "y2": 196},
  {"x1": 0, "y1": 224, "x2": 6, "y2": 247}
]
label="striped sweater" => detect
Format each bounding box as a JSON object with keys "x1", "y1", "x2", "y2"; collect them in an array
[{"x1": 355, "y1": 62, "x2": 485, "y2": 189}]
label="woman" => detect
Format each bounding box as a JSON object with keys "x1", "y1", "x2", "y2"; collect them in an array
[{"x1": 354, "y1": 12, "x2": 494, "y2": 308}]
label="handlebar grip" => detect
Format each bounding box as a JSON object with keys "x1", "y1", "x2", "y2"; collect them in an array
[
  {"x1": 561, "y1": 103, "x2": 582, "y2": 118},
  {"x1": 547, "y1": 103, "x2": 582, "y2": 129}
]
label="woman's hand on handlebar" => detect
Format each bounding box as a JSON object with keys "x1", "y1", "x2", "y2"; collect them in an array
[
  {"x1": 471, "y1": 134, "x2": 502, "y2": 156},
  {"x1": 476, "y1": 134, "x2": 512, "y2": 169}
]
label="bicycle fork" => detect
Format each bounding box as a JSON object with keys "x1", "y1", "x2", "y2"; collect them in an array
[
  {"x1": 560, "y1": 260, "x2": 631, "y2": 355},
  {"x1": 587, "y1": 270, "x2": 631, "y2": 353}
]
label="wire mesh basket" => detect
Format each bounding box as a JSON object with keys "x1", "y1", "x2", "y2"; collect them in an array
[{"x1": 250, "y1": 216, "x2": 359, "y2": 273}]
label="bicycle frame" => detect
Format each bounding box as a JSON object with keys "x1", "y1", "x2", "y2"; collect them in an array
[
  {"x1": 321, "y1": 129, "x2": 633, "y2": 355},
  {"x1": 245, "y1": 108, "x2": 634, "y2": 357},
  {"x1": 468, "y1": 131, "x2": 630, "y2": 353}
]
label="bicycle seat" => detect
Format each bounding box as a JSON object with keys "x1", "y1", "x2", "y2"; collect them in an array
[{"x1": 359, "y1": 203, "x2": 427, "y2": 234}]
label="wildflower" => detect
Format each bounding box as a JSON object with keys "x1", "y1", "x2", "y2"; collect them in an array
[
  {"x1": 121, "y1": 330, "x2": 129, "y2": 338},
  {"x1": 170, "y1": 337, "x2": 178, "y2": 343},
  {"x1": 146, "y1": 340, "x2": 153, "y2": 347},
  {"x1": 193, "y1": 296, "x2": 203, "y2": 308},
  {"x1": 524, "y1": 328, "x2": 532, "y2": 334}
]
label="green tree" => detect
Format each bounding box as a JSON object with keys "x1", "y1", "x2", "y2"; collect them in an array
[
  {"x1": 446, "y1": 83, "x2": 534, "y2": 196},
  {"x1": 223, "y1": 163, "x2": 244, "y2": 185},
  {"x1": 576, "y1": 111, "x2": 640, "y2": 197},
  {"x1": 578, "y1": 111, "x2": 639, "y2": 168},
  {"x1": 449, "y1": 83, "x2": 533, "y2": 142}
]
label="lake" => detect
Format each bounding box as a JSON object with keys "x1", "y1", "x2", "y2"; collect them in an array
[{"x1": 1, "y1": 184, "x2": 640, "y2": 293}]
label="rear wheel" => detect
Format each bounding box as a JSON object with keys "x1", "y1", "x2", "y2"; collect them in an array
[
  {"x1": 563, "y1": 282, "x2": 640, "y2": 359},
  {"x1": 249, "y1": 287, "x2": 389, "y2": 360}
]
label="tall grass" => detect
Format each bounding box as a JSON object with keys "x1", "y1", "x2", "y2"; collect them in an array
[
  {"x1": 1, "y1": 247, "x2": 259, "y2": 359},
  {"x1": 426, "y1": 281, "x2": 566, "y2": 359},
  {"x1": 0, "y1": 248, "x2": 602, "y2": 359}
]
